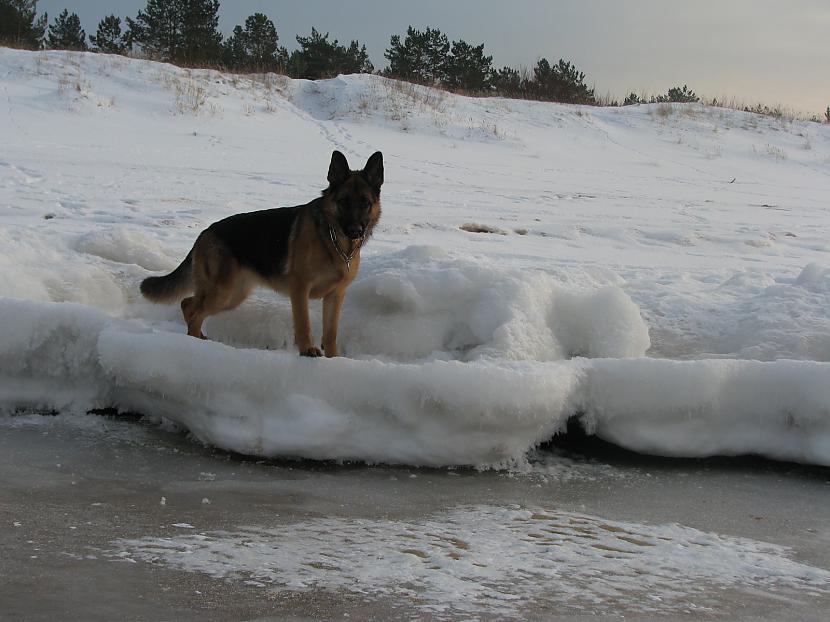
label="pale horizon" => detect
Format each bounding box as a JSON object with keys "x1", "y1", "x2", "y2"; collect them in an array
[{"x1": 36, "y1": 0, "x2": 830, "y2": 115}]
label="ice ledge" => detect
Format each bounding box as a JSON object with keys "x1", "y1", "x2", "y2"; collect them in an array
[{"x1": 1, "y1": 297, "x2": 828, "y2": 468}]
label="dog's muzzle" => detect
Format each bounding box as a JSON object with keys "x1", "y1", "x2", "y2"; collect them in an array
[{"x1": 344, "y1": 224, "x2": 365, "y2": 240}]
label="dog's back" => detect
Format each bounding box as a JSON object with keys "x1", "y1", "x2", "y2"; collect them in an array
[{"x1": 207, "y1": 206, "x2": 303, "y2": 279}]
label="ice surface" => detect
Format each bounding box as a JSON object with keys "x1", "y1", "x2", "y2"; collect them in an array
[
  {"x1": 2, "y1": 49, "x2": 830, "y2": 466},
  {"x1": 116, "y1": 504, "x2": 830, "y2": 617}
]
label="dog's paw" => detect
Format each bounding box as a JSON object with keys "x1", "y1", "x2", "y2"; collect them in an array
[{"x1": 300, "y1": 347, "x2": 324, "y2": 358}]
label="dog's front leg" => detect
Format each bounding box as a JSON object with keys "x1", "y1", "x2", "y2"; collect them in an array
[
  {"x1": 322, "y1": 287, "x2": 346, "y2": 358},
  {"x1": 290, "y1": 283, "x2": 321, "y2": 357}
]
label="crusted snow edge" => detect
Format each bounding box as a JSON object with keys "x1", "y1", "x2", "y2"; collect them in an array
[{"x1": 1, "y1": 297, "x2": 828, "y2": 467}]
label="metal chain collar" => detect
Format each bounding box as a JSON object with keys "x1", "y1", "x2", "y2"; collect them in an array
[{"x1": 328, "y1": 224, "x2": 364, "y2": 270}]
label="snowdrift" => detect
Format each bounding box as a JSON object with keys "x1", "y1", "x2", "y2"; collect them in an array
[
  {"x1": 2, "y1": 294, "x2": 829, "y2": 467},
  {"x1": 200, "y1": 246, "x2": 650, "y2": 361}
]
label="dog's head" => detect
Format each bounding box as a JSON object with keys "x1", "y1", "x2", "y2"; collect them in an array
[{"x1": 324, "y1": 150, "x2": 383, "y2": 240}]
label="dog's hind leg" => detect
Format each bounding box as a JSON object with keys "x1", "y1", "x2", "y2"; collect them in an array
[
  {"x1": 181, "y1": 295, "x2": 208, "y2": 339},
  {"x1": 181, "y1": 236, "x2": 251, "y2": 340},
  {"x1": 181, "y1": 281, "x2": 252, "y2": 340}
]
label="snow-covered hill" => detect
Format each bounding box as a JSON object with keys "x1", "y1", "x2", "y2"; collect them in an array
[{"x1": 2, "y1": 49, "x2": 830, "y2": 466}]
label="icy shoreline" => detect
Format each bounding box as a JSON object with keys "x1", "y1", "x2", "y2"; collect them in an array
[{"x1": 2, "y1": 297, "x2": 828, "y2": 468}]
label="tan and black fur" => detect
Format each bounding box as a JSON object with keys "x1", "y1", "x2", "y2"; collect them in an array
[{"x1": 140, "y1": 150, "x2": 383, "y2": 357}]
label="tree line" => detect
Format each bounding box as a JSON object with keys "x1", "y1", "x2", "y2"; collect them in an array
[
  {"x1": 0, "y1": 1, "x2": 601, "y2": 103},
  {"x1": 4, "y1": 0, "x2": 824, "y2": 116},
  {"x1": 0, "y1": 1, "x2": 371, "y2": 76}
]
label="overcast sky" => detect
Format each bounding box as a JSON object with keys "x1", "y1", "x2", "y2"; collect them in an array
[{"x1": 37, "y1": 0, "x2": 830, "y2": 115}]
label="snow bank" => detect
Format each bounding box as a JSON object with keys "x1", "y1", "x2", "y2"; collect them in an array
[
  {"x1": 99, "y1": 328, "x2": 578, "y2": 466},
  {"x1": 342, "y1": 247, "x2": 649, "y2": 361},
  {"x1": 0, "y1": 299, "x2": 111, "y2": 413},
  {"x1": 0, "y1": 229, "x2": 127, "y2": 310},
  {"x1": 669, "y1": 263, "x2": 830, "y2": 362},
  {"x1": 583, "y1": 358, "x2": 830, "y2": 466},
  {"x1": 2, "y1": 297, "x2": 829, "y2": 467},
  {"x1": 74, "y1": 227, "x2": 176, "y2": 272},
  {"x1": 203, "y1": 247, "x2": 650, "y2": 361}
]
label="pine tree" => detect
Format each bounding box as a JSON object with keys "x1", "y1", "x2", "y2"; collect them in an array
[
  {"x1": 623, "y1": 92, "x2": 641, "y2": 105},
  {"x1": 126, "y1": 0, "x2": 222, "y2": 65},
  {"x1": 288, "y1": 28, "x2": 372, "y2": 79},
  {"x1": 90, "y1": 15, "x2": 126, "y2": 54},
  {"x1": 666, "y1": 85, "x2": 698, "y2": 103},
  {"x1": 652, "y1": 85, "x2": 698, "y2": 103},
  {"x1": 423, "y1": 28, "x2": 449, "y2": 84},
  {"x1": 384, "y1": 29, "x2": 419, "y2": 80},
  {"x1": 223, "y1": 13, "x2": 287, "y2": 71},
  {"x1": 0, "y1": 0, "x2": 47, "y2": 48},
  {"x1": 384, "y1": 26, "x2": 448, "y2": 84},
  {"x1": 336, "y1": 40, "x2": 373, "y2": 75},
  {"x1": 492, "y1": 66, "x2": 528, "y2": 97},
  {"x1": 126, "y1": 0, "x2": 181, "y2": 60},
  {"x1": 47, "y1": 8, "x2": 86, "y2": 50},
  {"x1": 825, "y1": 106, "x2": 829, "y2": 124},
  {"x1": 530, "y1": 58, "x2": 595, "y2": 104},
  {"x1": 223, "y1": 25, "x2": 246, "y2": 68},
  {"x1": 288, "y1": 28, "x2": 330, "y2": 79},
  {"x1": 444, "y1": 39, "x2": 492, "y2": 92},
  {"x1": 180, "y1": 0, "x2": 221, "y2": 65}
]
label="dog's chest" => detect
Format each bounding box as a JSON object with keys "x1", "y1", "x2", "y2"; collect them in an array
[{"x1": 308, "y1": 258, "x2": 356, "y2": 298}]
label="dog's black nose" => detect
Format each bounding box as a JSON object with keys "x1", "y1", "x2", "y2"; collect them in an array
[{"x1": 344, "y1": 225, "x2": 364, "y2": 240}]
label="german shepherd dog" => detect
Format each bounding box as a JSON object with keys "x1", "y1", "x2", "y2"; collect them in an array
[{"x1": 140, "y1": 150, "x2": 383, "y2": 357}]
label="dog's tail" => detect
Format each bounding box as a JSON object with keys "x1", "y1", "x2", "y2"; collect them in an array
[{"x1": 140, "y1": 248, "x2": 194, "y2": 303}]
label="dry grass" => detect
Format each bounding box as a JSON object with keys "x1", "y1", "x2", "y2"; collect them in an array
[
  {"x1": 173, "y1": 78, "x2": 207, "y2": 114},
  {"x1": 654, "y1": 103, "x2": 675, "y2": 119},
  {"x1": 756, "y1": 144, "x2": 787, "y2": 160},
  {"x1": 153, "y1": 70, "x2": 209, "y2": 115},
  {"x1": 594, "y1": 91, "x2": 619, "y2": 107},
  {"x1": 626, "y1": 87, "x2": 821, "y2": 124},
  {"x1": 703, "y1": 94, "x2": 821, "y2": 123},
  {"x1": 55, "y1": 59, "x2": 90, "y2": 105},
  {"x1": 380, "y1": 77, "x2": 447, "y2": 121}
]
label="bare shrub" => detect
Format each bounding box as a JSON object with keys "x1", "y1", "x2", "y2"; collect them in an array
[
  {"x1": 653, "y1": 103, "x2": 674, "y2": 119},
  {"x1": 154, "y1": 70, "x2": 209, "y2": 115},
  {"x1": 753, "y1": 144, "x2": 787, "y2": 160},
  {"x1": 175, "y1": 79, "x2": 206, "y2": 114}
]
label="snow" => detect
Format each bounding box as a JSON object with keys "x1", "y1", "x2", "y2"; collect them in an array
[
  {"x1": 115, "y1": 504, "x2": 830, "y2": 617},
  {"x1": 2, "y1": 49, "x2": 830, "y2": 467}
]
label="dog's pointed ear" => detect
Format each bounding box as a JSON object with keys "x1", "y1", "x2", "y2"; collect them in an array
[
  {"x1": 362, "y1": 151, "x2": 384, "y2": 190},
  {"x1": 327, "y1": 150, "x2": 351, "y2": 186}
]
